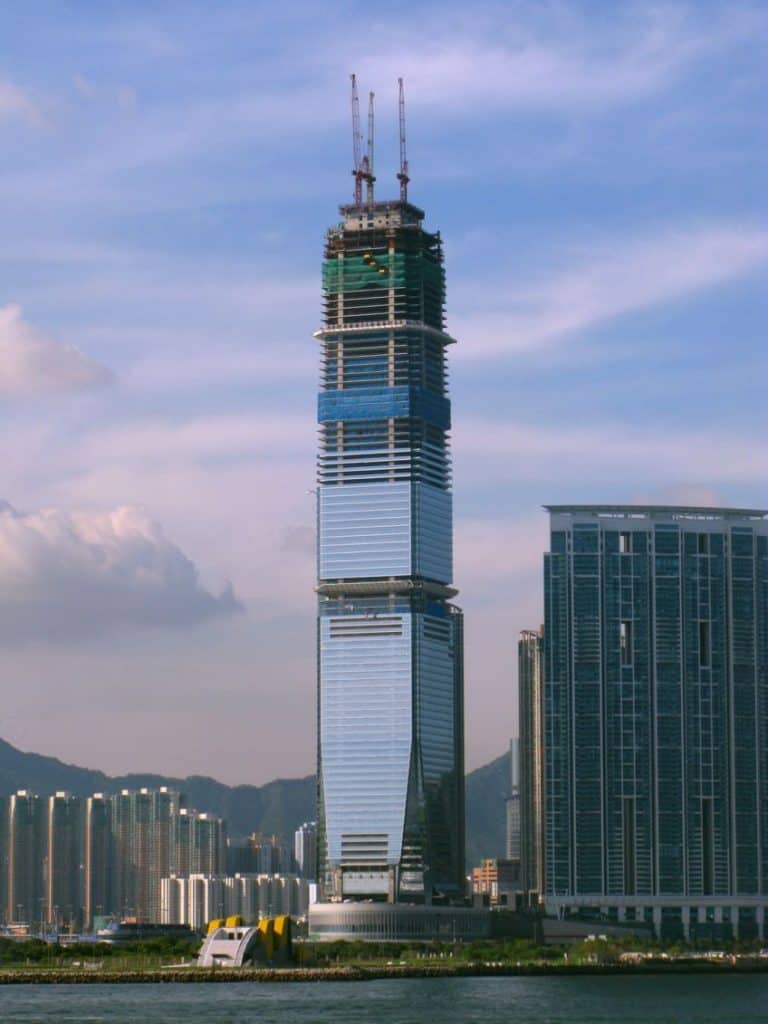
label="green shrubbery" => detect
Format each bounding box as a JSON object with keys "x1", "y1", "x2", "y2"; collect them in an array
[
  {"x1": 301, "y1": 933, "x2": 768, "y2": 967},
  {"x1": 301, "y1": 937, "x2": 561, "y2": 965},
  {"x1": 0, "y1": 935, "x2": 200, "y2": 967}
]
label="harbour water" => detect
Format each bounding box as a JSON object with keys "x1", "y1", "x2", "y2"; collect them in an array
[{"x1": 0, "y1": 976, "x2": 765, "y2": 1023}]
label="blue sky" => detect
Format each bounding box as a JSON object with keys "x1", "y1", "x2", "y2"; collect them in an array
[{"x1": 0, "y1": 1, "x2": 765, "y2": 784}]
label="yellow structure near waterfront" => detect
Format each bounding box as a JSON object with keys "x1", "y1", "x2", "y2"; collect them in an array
[{"x1": 198, "y1": 915, "x2": 293, "y2": 967}]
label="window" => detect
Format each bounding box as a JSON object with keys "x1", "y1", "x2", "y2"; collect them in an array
[
  {"x1": 699, "y1": 621, "x2": 710, "y2": 667},
  {"x1": 698, "y1": 534, "x2": 709, "y2": 555},
  {"x1": 620, "y1": 620, "x2": 633, "y2": 666},
  {"x1": 623, "y1": 797, "x2": 636, "y2": 895},
  {"x1": 620, "y1": 531, "x2": 632, "y2": 554},
  {"x1": 702, "y1": 798, "x2": 713, "y2": 895}
]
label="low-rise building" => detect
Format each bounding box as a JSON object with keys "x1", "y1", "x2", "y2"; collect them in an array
[
  {"x1": 472, "y1": 858, "x2": 519, "y2": 906},
  {"x1": 161, "y1": 873, "x2": 309, "y2": 930}
]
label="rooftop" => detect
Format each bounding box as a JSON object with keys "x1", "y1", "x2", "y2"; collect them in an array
[
  {"x1": 336, "y1": 199, "x2": 426, "y2": 232},
  {"x1": 338, "y1": 198, "x2": 425, "y2": 218},
  {"x1": 545, "y1": 504, "x2": 768, "y2": 521}
]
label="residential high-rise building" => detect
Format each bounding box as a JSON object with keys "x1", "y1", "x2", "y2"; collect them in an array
[
  {"x1": 294, "y1": 821, "x2": 317, "y2": 880},
  {"x1": 519, "y1": 628, "x2": 544, "y2": 894},
  {"x1": 46, "y1": 792, "x2": 82, "y2": 928},
  {"x1": 161, "y1": 873, "x2": 310, "y2": 929},
  {"x1": 224, "y1": 834, "x2": 289, "y2": 876},
  {"x1": 161, "y1": 874, "x2": 225, "y2": 929},
  {"x1": 193, "y1": 813, "x2": 227, "y2": 876},
  {"x1": 6, "y1": 791, "x2": 45, "y2": 926},
  {"x1": 236, "y1": 834, "x2": 292, "y2": 876},
  {"x1": 1, "y1": 787, "x2": 227, "y2": 929},
  {"x1": 144, "y1": 787, "x2": 178, "y2": 922},
  {"x1": 314, "y1": 93, "x2": 464, "y2": 903},
  {"x1": 173, "y1": 809, "x2": 226, "y2": 877},
  {"x1": 505, "y1": 738, "x2": 521, "y2": 876},
  {"x1": 0, "y1": 796, "x2": 7, "y2": 924},
  {"x1": 84, "y1": 793, "x2": 113, "y2": 929},
  {"x1": 543, "y1": 505, "x2": 768, "y2": 940},
  {"x1": 111, "y1": 787, "x2": 182, "y2": 922}
]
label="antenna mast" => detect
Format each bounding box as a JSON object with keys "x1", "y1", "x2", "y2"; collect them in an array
[
  {"x1": 397, "y1": 77, "x2": 410, "y2": 203},
  {"x1": 350, "y1": 74, "x2": 363, "y2": 205},
  {"x1": 365, "y1": 91, "x2": 375, "y2": 205}
]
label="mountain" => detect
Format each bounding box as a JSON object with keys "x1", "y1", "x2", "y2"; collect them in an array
[
  {"x1": 0, "y1": 737, "x2": 316, "y2": 839},
  {"x1": 465, "y1": 750, "x2": 511, "y2": 865},
  {"x1": 0, "y1": 737, "x2": 509, "y2": 861}
]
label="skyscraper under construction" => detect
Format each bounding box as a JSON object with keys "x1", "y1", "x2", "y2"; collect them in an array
[{"x1": 315, "y1": 79, "x2": 464, "y2": 904}]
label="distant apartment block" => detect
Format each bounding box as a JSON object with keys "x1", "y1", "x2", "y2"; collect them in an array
[
  {"x1": 84, "y1": 793, "x2": 112, "y2": 929},
  {"x1": 173, "y1": 809, "x2": 226, "y2": 878},
  {"x1": 294, "y1": 821, "x2": 317, "y2": 881},
  {"x1": 46, "y1": 792, "x2": 82, "y2": 928},
  {"x1": 111, "y1": 787, "x2": 182, "y2": 922},
  {"x1": 2, "y1": 788, "x2": 227, "y2": 928},
  {"x1": 505, "y1": 738, "x2": 521, "y2": 878},
  {"x1": 226, "y1": 833, "x2": 293, "y2": 876},
  {"x1": 161, "y1": 873, "x2": 309, "y2": 930},
  {"x1": 519, "y1": 628, "x2": 544, "y2": 894},
  {"x1": 6, "y1": 791, "x2": 45, "y2": 926}
]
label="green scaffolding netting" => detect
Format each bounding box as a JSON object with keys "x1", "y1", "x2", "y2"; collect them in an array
[{"x1": 322, "y1": 253, "x2": 444, "y2": 293}]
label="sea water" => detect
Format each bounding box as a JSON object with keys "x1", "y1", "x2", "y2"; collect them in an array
[{"x1": 0, "y1": 975, "x2": 766, "y2": 1023}]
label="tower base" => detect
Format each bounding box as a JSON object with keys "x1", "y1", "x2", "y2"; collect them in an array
[{"x1": 309, "y1": 902, "x2": 501, "y2": 942}]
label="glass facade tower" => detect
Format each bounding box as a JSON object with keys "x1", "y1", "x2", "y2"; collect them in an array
[
  {"x1": 543, "y1": 505, "x2": 768, "y2": 939},
  {"x1": 315, "y1": 197, "x2": 464, "y2": 904}
]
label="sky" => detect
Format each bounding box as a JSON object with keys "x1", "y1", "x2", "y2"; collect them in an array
[{"x1": 0, "y1": 1, "x2": 766, "y2": 786}]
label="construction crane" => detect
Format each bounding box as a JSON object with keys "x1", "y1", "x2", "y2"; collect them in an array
[
  {"x1": 350, "y1": 74, "x2": 364, "y2": 205},
  {"x1": 397, "y1": 77, "x2": 410, "y2": 203},
  {"x1": 365, "y1": 91, "x2": 376, "y2": 205},
  {"x1": 350, "y1": 76, "x2": 376, "y2": 206}
]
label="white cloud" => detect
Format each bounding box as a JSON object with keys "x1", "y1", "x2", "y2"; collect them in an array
[
  {"x1": 125, "y1": 345, "x2": 314, "y2": 393},
  {"x1": 456, "y1": 515, "x2": 545, "y2": 590},
  {"x1": 452, "y1": 225, "x2": 768, "y2": 360},
  {"x1": 457, "y1": 418, "x2": 768, "y2": 486},
  {"x1": 73, "y1": 74, "x2": 93, "y2": 98},
  {"x1": 0, "y1": 503, "x2": 242, "y2": 643},
  {"x1": 77, "y1": 412, "x2": 312, "y2": 464},
  {"x1": 629, "y1": 484, "x2": 724, "y2": 508},
  {"x1": 0, "y1": 80, "x2": 40, "y2": 123},
  {"x1": 0, "y1": 410, "x2": 317, "y2": 612},
  {"x1": 0, "y1": 304, "x2": 113, "y2": 397},
  {"x1": 356, "y1": 4, "x2": 757, "y2": 114}
]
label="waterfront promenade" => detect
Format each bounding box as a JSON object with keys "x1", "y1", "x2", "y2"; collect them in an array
[{"x1": 1, "y1": 958, "x2": 767, "y2": 984}]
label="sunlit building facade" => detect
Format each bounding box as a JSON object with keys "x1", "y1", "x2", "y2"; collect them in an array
[
  {"x1": 84, "y1": 793, "x2": 112, "y2": 929},
  {"x1": 543, "y1": 505, "x2": 768, "y2": 939},
  {"x1": 294, "y1": 821, "x2": 317, "y2": 881},
  {"x1": 505, "y1": 738, "x2": 521, "y2": 880},
  {"x1": 46, "y1": 792, "x2": 82, "y2": 928},
  {"x1": 315, "y1": 197, "x2": 464, "y2": 903},
  {"x1": 519, "y1": 628, "x2": 544, "y2": 894},
  {"x1": 6, "y1": 791, "x2": 45, "y2": 926}
]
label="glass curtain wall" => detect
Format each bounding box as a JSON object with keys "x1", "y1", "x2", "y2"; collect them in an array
[
  {"x1": 543, "y1": 505, "x2": 768, "y2": 934},
  {"x1": 315, "y1": 200, "x2": 464, "y2": 904}
]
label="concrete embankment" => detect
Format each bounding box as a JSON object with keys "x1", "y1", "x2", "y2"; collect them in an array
[{"x1": 1, "y1": 961, "x2": 768, "y2": 984}]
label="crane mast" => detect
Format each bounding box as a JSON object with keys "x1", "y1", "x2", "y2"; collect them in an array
[
  {"x1": 365, "y1": 91, "x2": 375, "y2": 205},
  {"x1": 397, "y1": 77, "x2": 410, "y2": 203},
  {"x1": 350, "y1": 74, "x2": 363, "y2": 205}
]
